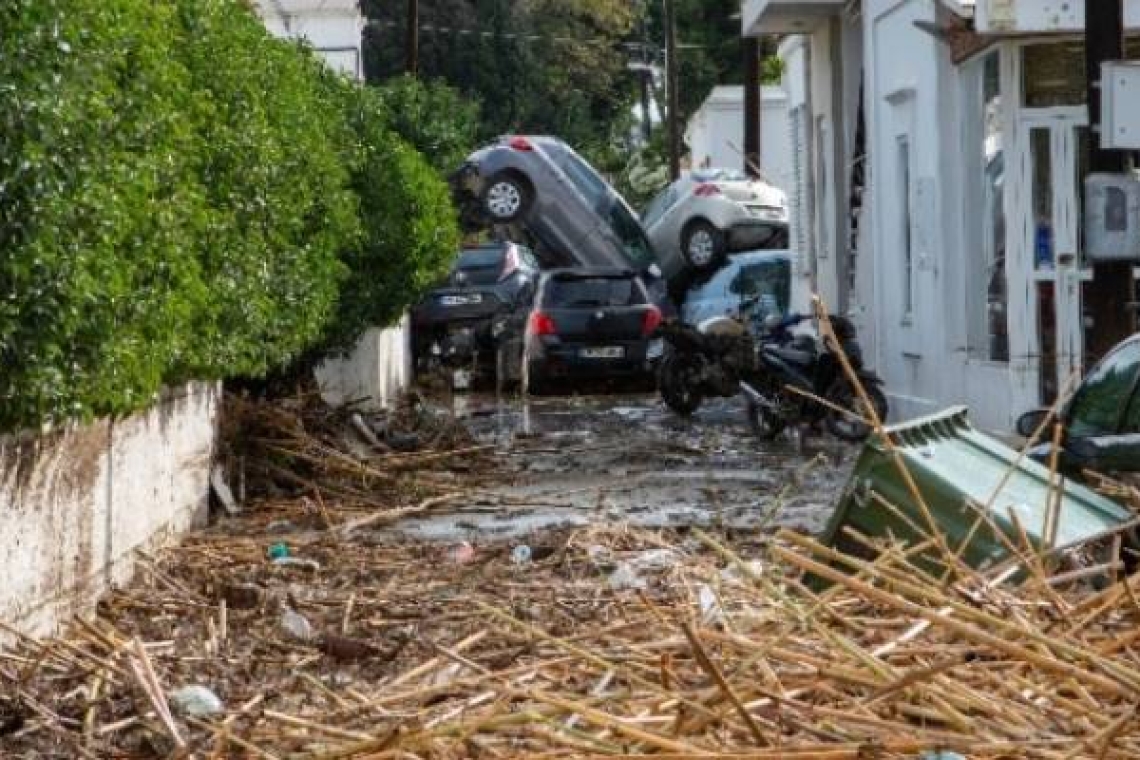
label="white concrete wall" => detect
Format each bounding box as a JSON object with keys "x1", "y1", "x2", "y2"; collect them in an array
[
  {"x1": 865, "y1": 0, "x2": 955, "y2": 422},
  {"x1": 315, "y1": 319, "x2": 413, "y2": 410},
  {"x1": 255, "y1": 0, "x2": 363, "y2": 78},
  {"x1": 685, "y1": 86, "x2": 794, "y2": 194},
  {"x1": 0, "y1": 384, "x2": 219, "y2": 643},
  {"x1": 256, "y1": 0, "x2": 412, "y2": 411},
  {"x1": 974, "y1": 0, "x2": 1140, "y2": 33},
  {"x1": 778, "y1": 35, "x2": 817, "y2": 319}
]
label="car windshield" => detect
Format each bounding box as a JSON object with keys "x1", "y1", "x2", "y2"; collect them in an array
[
  {"x1": 691, "y1": 168, "x2": 748, "y2": 182},
  {"x1": 728, "y1": 258, "x2": 791, "y2": 317},
  {"x1": 642, "y1": 186, "x2": 676, "y2": 227},
  {"x1": 544, "y1": 142, "x2": 609, "y2": 209},
  {"x1": 547, "y1": 276, "x2": 642, "y2": 307},
  {"x1": 457, "y1": 248, "x2": 503, "y2": 269},
  {"x1": 606, "y1": 201, "x2": 657, "y2": 269},
  {"x1": 1067, "y1": 339, "x2": 1140, "y2": 437}
]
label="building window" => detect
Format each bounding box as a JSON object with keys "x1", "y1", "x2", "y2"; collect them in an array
[
  {"x1": 788, "y1": 105, "x2": 815, "y2": 266},
  {"x1": 897, "y1": 136, "x2": 913, "y2": 318},
  {"x1": 964, "y1": 50, "x2": 1007, "y2": 362},
  {"x1": 1030, "y1": 127, "x2": 1053, "y2": 270},
  {"x1": 1022, "y1": 41, "x2": 1085, "y2": 108}
]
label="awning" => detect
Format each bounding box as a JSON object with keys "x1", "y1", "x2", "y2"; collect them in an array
[{"x1": 741, "y1": 0, "x2": 845, "y2": 36}]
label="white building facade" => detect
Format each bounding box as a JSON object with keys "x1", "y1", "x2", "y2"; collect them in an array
[
  {"x1": 745, "y1": 0, "x2": 1140, "y2": 431},
  {"x1": 255, "y1": 0, "x2": 365, "y2": 79},
  {"x1": 685, "y1": 85, "x2": 794, "y2": 193},
  {"x1": 255, "y1": 0, "x2": 414, "y2": 409}
]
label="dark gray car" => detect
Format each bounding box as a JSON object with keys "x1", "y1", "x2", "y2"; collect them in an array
[
  {"x1": 452, "y1": 135, "x2": 659, "y2": 274},
  {"x1": 1018, "y1": 333, "x2": 1140, "y2": 477}
]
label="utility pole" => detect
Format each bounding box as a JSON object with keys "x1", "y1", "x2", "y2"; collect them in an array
[
  {"x1": 665, "y1": 0, "x2": 681, "y2": 180},
  {"x1": 405, "y1": 0, "x2": 419, "y2": 77},
  {"x1": 743, "y1": 35, "x2": 761, "y2": 178},
  {"x1": 1084, "y1": 0, "x2": 1135, "y2": 359}
]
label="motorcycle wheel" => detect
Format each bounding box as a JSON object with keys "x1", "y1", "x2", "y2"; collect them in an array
[
  {"x1": 825, "y1": 379, "x2": 889, "y2": 442},
  {"x1": 746, "y1": 400, "x2": 785, "y2": 441},
  {"x1": 658, "y1": 353, "x2": 704, "y2": 416}
]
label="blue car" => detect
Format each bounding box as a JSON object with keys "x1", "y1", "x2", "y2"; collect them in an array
[{"x1": 680, "y1": 250, "x2": 791, "y2": 328}]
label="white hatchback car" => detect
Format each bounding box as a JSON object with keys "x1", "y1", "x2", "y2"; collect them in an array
[{"x1": 642, "y1": 168, "x2": 789, "y2": 279}]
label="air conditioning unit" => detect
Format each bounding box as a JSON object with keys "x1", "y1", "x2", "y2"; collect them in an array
[{"x1": 1084, "y1": 173, "x2": 1140, "y2": 262}]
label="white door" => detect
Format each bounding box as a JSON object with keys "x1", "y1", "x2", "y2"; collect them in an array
[{"x1": 1018, "y1": 110, "x2": 1090, "y2": 404}]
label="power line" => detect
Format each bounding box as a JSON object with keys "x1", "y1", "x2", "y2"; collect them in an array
[{"x1": 366, "y1": 18, "x2": 663, "y2": 52}]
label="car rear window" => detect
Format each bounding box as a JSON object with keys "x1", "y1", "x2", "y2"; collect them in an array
[
  {"x1": 457, "y1": 248, "x2": 503, "y2": 269},
  {"x1": 547, "y1": 276, "x2": 643, "y2": 307}
]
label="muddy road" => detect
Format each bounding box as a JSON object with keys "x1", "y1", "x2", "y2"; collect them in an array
[{"x1": 385, "y1": 391, "x2": 856, "y2": 542}]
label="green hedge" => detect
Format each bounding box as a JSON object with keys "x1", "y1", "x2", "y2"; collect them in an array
[{"x1": 0, "y1": 0, "x2": 459, "y2": 430}]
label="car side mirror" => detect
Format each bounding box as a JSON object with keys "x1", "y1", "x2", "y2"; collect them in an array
[{"x1": 1015, "y1": 409, "x2": 1051, "y2": 439}]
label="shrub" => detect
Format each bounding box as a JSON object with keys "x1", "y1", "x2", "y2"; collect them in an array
[
  {"x1": 316, "y1": 78, "x2": 460, "y2": 356},
  {"x1": 371, "y1": 75, "x2": 481, "y2": 178},
  {"x1": 0, "y1": 0, "x2": 456, "y2": 430}
]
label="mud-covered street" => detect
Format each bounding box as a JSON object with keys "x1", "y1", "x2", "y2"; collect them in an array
[{"x1": 387, "y1": 392, "x2": 854, "y2": 542}]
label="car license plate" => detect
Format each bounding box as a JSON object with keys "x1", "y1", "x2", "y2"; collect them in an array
[
  {"x1": 581, "y1": 346, "x2": 624, "y2": 359},
  {"x1": 749, "y1": 206, "x2": 782, "y2": 221},
  {"x1": 440, "y1": 293, "x2": 482, "y2": 306}
]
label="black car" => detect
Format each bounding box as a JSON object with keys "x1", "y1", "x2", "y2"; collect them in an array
[
  {"x1": 1018, "y1": 333, "x2": 1140, "y2": 476},
  {"x1": 411, "y1": 242, "x2": 540, "y2": 375},
  {"x1": 522, "y1": 268, "x2": 664, "y2": 390}
]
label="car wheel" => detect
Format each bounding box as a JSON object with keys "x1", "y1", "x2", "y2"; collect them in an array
[
  {"x1": 483, "y1": 173, "x2": 531, "y2": 223},
  {"x1": 824, "y1": 379, "x2": 888, "y2": 442},
  {"x1": 657, "y1": 352, "x2": 704, "y2": 416},
  {"x1": 746, "y1": 400, "x2": 785, "y2": 441},
  {"x1": 681, "y1": 221, "x2": 725, "y2": 272},
  {"x1": 495, "y1": 338, "x2": 523, "y2": 393}
]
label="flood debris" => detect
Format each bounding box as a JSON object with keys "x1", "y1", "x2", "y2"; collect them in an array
[
  {"x1": 5, "y1": 494, "x2": 1140, "y2": 759},
  {"x1": 6, "y1": 388, "x2": 1140, "y2": 758}
]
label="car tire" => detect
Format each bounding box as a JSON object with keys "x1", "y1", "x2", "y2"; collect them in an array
[
  {"x1": 495, "y1": 338, "x2": 523, "y2": 393},
  {"x1": 681, "y1": 220, "x2": 725, "y2": 273},
  {"x1": 824, "y1": 379, "x2": 889, "y2": 442},
  {"x1": 523, "y1": 360, "x2": 547, "y2": 396},
  {"x1": 483, "y1": 173, "x2": 531, "y2": 224},
  {"x1": 746, "y1": 400, "x2": 785, "y2": 441},
  {"x1": 657, "y1": 352, "x2": 704, "y2": 416}
]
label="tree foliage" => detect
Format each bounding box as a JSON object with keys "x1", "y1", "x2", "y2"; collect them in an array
[
  {"x1": 362, "y1": 0, "x2": 637, "y2": 157},
  {"x1": 371, "y1": 75, "x2": 481, "y2": 178},
  {"x1": 0, "y1": 0, "x2": 457, "y2": 430}
]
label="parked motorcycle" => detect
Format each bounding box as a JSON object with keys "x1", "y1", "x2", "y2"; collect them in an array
[{"x1": 656, "y1": 305, "x2": 888, "y2": 441}]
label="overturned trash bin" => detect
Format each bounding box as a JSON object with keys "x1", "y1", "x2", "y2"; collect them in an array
[{"x1": 821, "y1": 407, "x2": 1135, "y2": 574}]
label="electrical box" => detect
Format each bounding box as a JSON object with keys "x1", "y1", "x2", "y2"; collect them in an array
[
  {"x1": 1101, "y1": 61, "x2": 1140, "y2": 150},
  {"x1": 1084, "y1": 173, "x2": 1140, "y2": 262}
]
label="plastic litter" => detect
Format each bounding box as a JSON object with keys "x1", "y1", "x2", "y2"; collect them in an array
[
  {"x1": 627, "y1": 548, "x2": 678, "y2": 571},
  {"x1": 267, "y1": 543, "x2": 290, "y2": 560},
  {"x1": 279, "y1": 608, "x2": 314, "y2": 642},
  {"x1": 272, "y1": 557, "x2": 321, "y2": 572},
  {"x1": 697, "y1": 583, "x2": 722, "y2": 625},
  {"x1": 510, "y1": 545, "x2": 532, "y2": 565},
  {"x1": 607, "y1": 563, "x2": 646, "y2": 590},
  {"x1": 449, "y1": 542, "x2": 475, "y2": 565},
  {"x1": 170, "y1": 685, "x2": 224, "y2": 717}
]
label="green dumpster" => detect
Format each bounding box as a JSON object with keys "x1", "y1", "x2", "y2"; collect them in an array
[{"x1": 821, "y1": 407, "x2": 1135, "y2": 572}]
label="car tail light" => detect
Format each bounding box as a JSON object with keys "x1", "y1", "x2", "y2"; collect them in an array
[
  {"x1": 499, "y1": 245, "x2": 520, "y2": 281},
  {"x1": 641, "y1": 305, "x2": 663, "y2": 336},
  {"x1": 508, "y1": 136, "x2": 534, "y2": 152},
  {"x1": 694, "y1": 183, "x2": 722, "y2": 197},
  {"x1": 528, "y1": 311, "x2": 557, "y2": 336}
]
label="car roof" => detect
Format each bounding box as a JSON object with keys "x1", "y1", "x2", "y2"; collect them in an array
[
  {"x1": 543, "y1": 267, "x2": 638, "y2": 279},
  {"x1": 719, "y1": 250, "x2": 791, "y2": 266}
]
